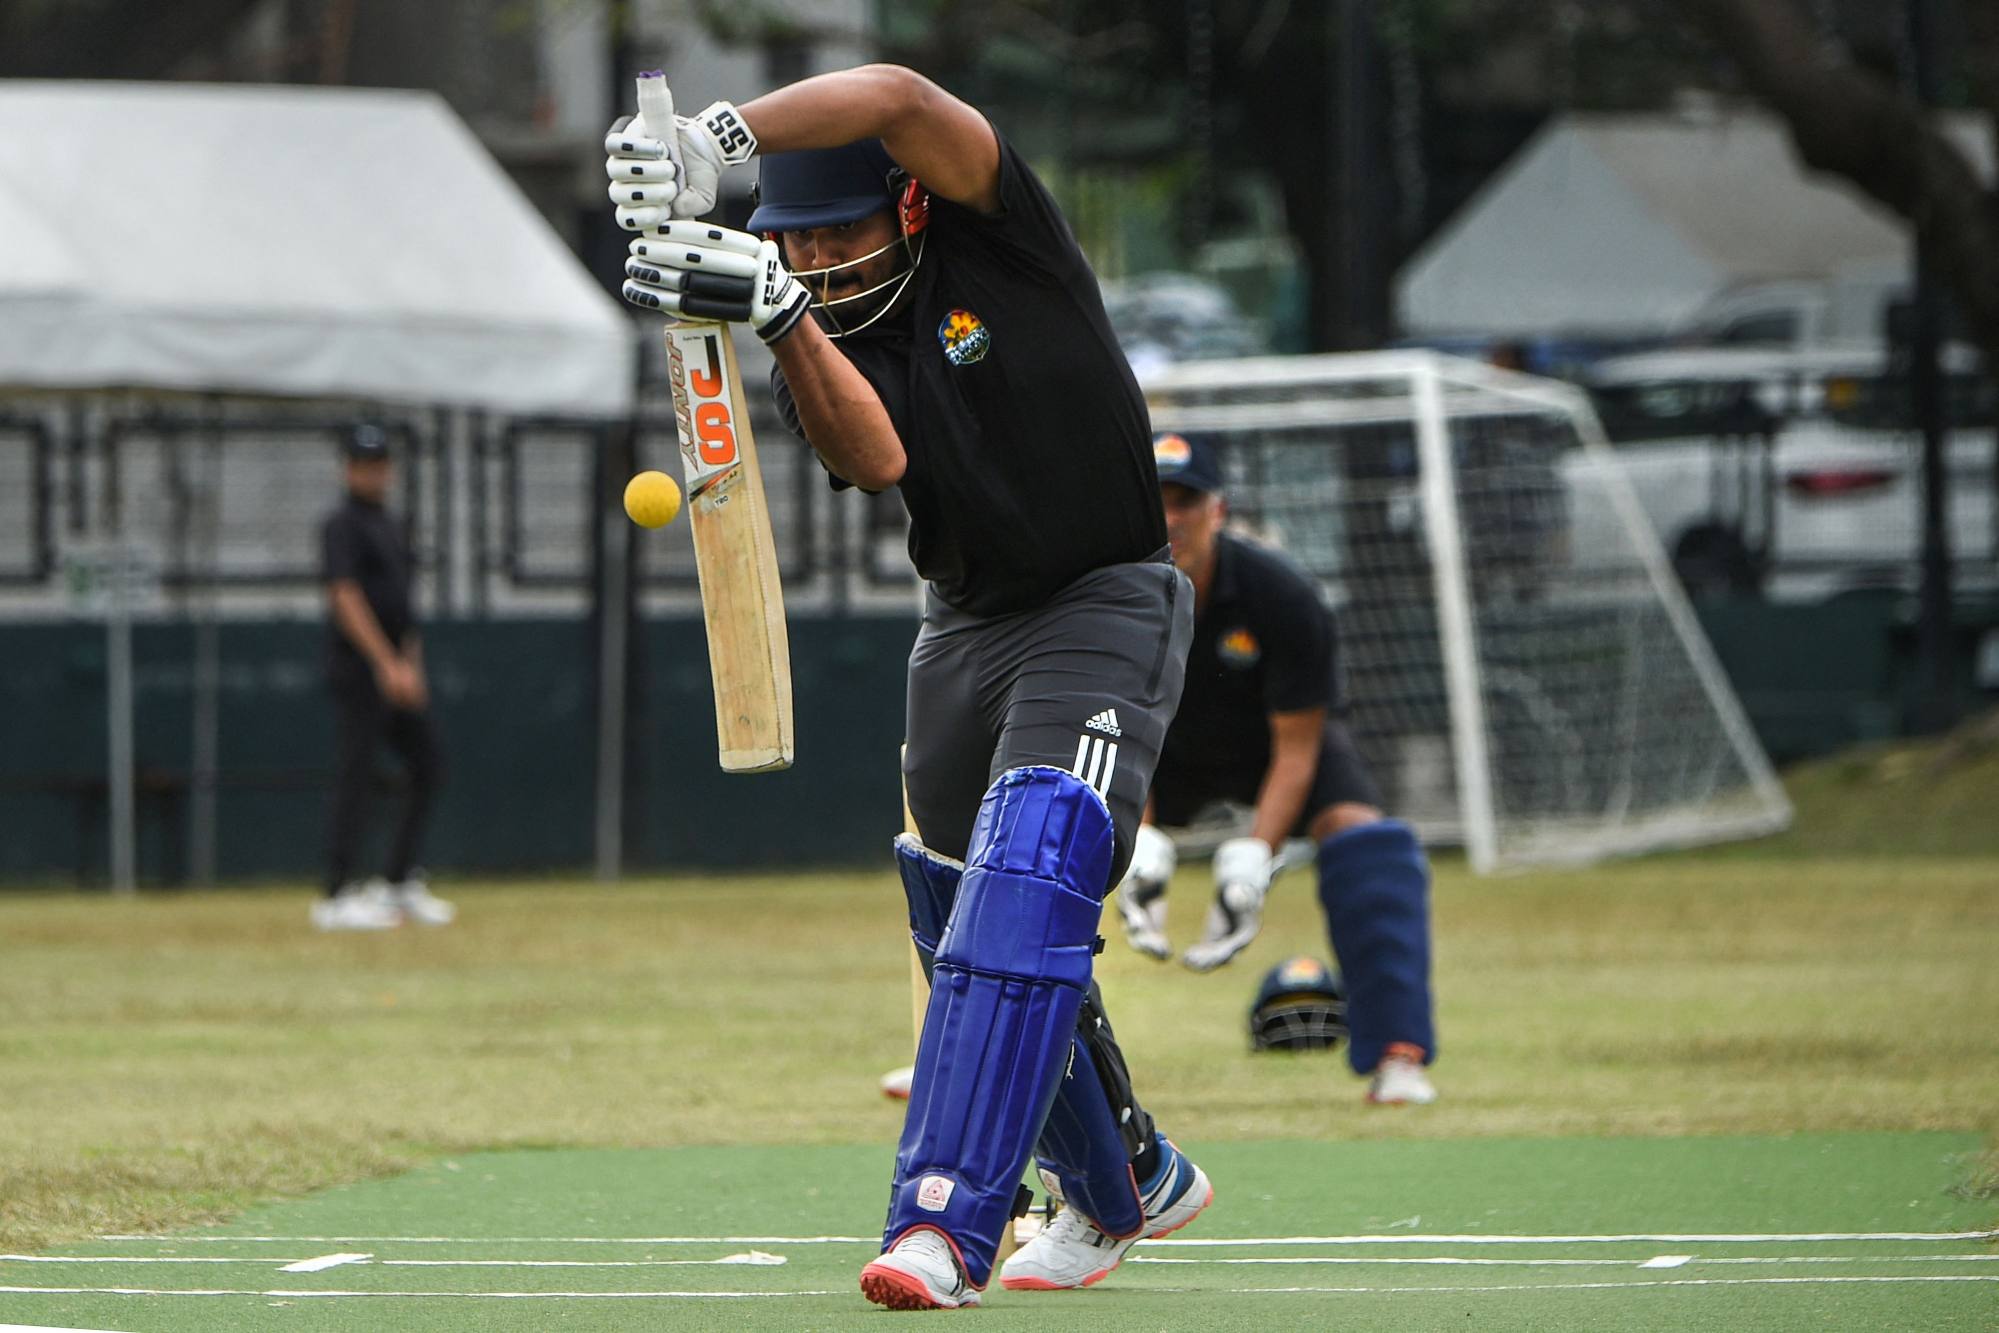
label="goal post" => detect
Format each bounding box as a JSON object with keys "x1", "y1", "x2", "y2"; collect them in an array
[{"x1": 1144, "y1": 350, "x2": 1791, "y2": 873}]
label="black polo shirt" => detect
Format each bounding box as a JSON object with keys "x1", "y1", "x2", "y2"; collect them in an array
[
  {"x1": 1159, "y1": 531, "x2": 1342, "y2": 785},
  {"x1": 773, "y1": 130, "x2": 1165, "y2": 618},
  {"x1": 320, "y1": 494, "x2": 414, "y2": 687}
]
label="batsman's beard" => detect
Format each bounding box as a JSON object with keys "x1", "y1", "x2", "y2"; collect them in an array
[{"x1": 792, "y1": 231, "x2": 925, "y2": 339}]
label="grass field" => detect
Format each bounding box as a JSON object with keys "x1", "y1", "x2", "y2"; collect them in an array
[{"x1": 2, "y1": 724, "x2": 1996, "y2": 1328}]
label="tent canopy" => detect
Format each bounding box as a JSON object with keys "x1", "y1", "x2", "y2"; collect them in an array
[
  {"x1": 1395, "y1": 110, "x2": 1995, "y2": 340},
  {"x1": 0, "y1": 80, "x2": 632, "y2": 416}
]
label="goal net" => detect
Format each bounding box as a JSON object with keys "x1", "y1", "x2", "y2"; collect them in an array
[{"x1": 1144, "y1": 350, "x2": 1791, "y2": 872}]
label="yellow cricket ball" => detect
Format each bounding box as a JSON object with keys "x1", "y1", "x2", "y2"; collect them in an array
[{"x1": 624, "y1": 470, "x2": 682, "y2": 529}]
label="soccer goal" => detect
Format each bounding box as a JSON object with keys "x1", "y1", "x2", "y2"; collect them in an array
[{"x1": 1144, "y1": 350, "x2": 1791, "y2": 873}]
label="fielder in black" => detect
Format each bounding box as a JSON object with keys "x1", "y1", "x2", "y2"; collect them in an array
[
  {"x1": 316, "y1": 426, "x2": 453, "y2": 932},
  {"x1": 1118, "y1": 433, "x2": 1439, "y2": 1106},
  {"x1": 609, "y1": 65, "x2": 1210, "y2": 1308}
]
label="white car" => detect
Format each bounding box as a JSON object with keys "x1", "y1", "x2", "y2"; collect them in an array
[{"x1": 1570, "y1": 345, "x2": 1995, "y2": 601}]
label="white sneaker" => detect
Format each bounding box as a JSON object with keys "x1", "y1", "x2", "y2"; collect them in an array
[
  {"x1": 1367, "y1": 1046, "x2": 1439, "y2": 1105},
  {"x1": 999, "y1": 1138, "x2": 1213, "y2": 1291},
  {"x1": 386, "y1": 873, "x2": 455, "y2": 926},
  {"x1": 859, "y1": 1228, "x2": 979, "y2": 1310},
  {"x1": 311, "y1": 881, "x2": 402, "y2": 932},
  {"x1": 880, "y1": 1065, "x2": 914, "y2": 1101}
]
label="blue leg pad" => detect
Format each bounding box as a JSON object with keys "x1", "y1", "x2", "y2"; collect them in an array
[
  {"x1": 901, "y1": 834, "x2": 1144, "y2": 1238},
  {"x1": 894, "y1": 832, "x2": 963, "y2": 976},
  {"x1": 1033, "y1": 1026, "x2": 1145, "y2": 1237},
  {"x1": 1317, "y1": 819, "x2": 1436, "y2": 1076},
  {"x1": 885, "y1": 766, "x2": 1115, "y2": 1289}
]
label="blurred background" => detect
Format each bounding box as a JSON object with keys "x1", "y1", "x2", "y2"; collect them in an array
[{"x1": 0, "y1": 0, "x2": 1992, "y2": 888}]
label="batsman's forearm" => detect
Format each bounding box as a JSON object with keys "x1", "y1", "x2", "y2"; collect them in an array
[
  {"x1": 773, "y1": 322, "x2": 906, "y2": 491},
  {"x1": 736, "y1": 65, "x2": 927, "y2": 155}
]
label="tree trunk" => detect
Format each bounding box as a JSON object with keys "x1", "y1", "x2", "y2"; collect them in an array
[{"x1": 1676, "y1": 0, "x2": 1999, "y2": 368}]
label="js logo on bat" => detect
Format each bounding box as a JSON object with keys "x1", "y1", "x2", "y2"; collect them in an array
[
  {"x1": 937, "y1": 308, "x2": 990, "y2": 366},
  {"x1": 667, "y1": 329, "x2": 739, "y2": 490}
]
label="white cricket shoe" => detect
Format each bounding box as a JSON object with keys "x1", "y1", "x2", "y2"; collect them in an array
[
  {"x1": 386, "y1": 873, "x2": 456, "y2": 926},
  {"x1": 1367, "y1": 1045, "x2": 1439, "y2": 1105},
  {"x1": 880, "y1": 1065, "x2": 914, "y2": 1101},
  {"x1": 999, "y1": 1138, "x2": 1213, "y2": 1291},
  {"x1": 310, "y1": 881, "x2": 402, "y2": 932},
  {"x1": 859, "y1": 1228, "x2": 979, "y2": 1310}
]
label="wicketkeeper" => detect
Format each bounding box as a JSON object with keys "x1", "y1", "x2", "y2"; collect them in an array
[
  {"x1": 1119, "y1": 433, "x2": 1439, "y2": 1105},
  {"x1": 608, "y1": 65, "x2": 1211, "y2": 1309}
]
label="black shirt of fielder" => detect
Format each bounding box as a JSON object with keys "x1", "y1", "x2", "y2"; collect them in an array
[
  {"x1": 773, "y1": 131, "x2": 1165, "y2": 617},
  {"x1": 320, "y1": 495, "x2": 414, "y2": 689},
  {"x1": 1159, "y1": 531, "x2": 1345, "y2": 789}
]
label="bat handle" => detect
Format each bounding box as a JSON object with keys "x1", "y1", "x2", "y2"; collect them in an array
[{"x1": 635, "y1": 71, "x2": 682, "y2": 199}]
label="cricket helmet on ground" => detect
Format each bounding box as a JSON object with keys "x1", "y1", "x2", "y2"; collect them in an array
[
  {"x1": 1248, "y1": 956, "x2": 1348, "y2": 1053},
  {"x1": 747, "y1": 139, "x2": 928, "y2": 339}
]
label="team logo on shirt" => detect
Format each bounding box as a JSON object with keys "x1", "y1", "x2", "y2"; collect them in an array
[
  {"x1": 1218, "y1": 627, "x2": 1261, "y2": 667},
  {"x1": 937, "y1": 308, "x2": 991, "y2": 366}
]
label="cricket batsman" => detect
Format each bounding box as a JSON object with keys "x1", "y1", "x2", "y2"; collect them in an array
[
  {"x1": 1120, "y1": 433, "x2": 1439, "y2": 1106},
  {"x1": 608, "y1": 66, "x2": 1211, "y2": 1308}
]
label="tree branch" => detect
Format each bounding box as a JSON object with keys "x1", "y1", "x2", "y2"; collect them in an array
[{"x1": 1676, "y1": 0, "x2": 1999, "y2": 365}]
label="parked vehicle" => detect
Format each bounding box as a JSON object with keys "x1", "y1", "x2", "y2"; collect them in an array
[{"x1": 1571, "y1": 344, "x2": 1996, "y2": 601}]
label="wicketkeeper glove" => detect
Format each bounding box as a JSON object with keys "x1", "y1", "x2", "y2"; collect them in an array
[
  {"x1": 1182, "y1": 836, "x2": 1274, "y2": 972},
  {"x1": 1114, "y1": 823, "x2": 1178, "y2": 961},
  {"x1": 622, "y1": 222, "x2": 812, "y2": 346},
  {"x1": 605, "y1": 99, "x2": 756, "y2": 227}
]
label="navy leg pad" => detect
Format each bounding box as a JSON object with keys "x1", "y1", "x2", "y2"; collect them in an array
[
  {"x1": 1034, "y1": 1025, "x2": 1145, "y2": 1238},
  {"x1": 894, "y1": 832, "x2": 962, "y2": 975},
  {"x1": 885, "y1": 766, "x2": 1115, "y2": 1288},
  {"x1": 1317, "y1": 819, "x2": 1435, "y2": 1075}
]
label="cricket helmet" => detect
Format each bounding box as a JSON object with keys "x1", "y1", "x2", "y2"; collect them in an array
[
  {"x1": 747, "y1": 139, "x2": 928, "y2": 338},
  {"x1": 1248, "y1": 956, "x2": 1348, "y2": 1053}
]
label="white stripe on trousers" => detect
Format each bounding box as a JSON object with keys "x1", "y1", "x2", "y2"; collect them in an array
[{"x1": 1072, "y1": 733, "x2": 1118, "y2": 799}]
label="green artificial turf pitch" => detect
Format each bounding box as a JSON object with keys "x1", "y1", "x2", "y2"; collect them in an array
[{"x1": 4, "y1": 1132, "x2": 1992, "y2": 1332}]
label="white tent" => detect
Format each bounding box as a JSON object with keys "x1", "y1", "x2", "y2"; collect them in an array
[
  {"x1": 1395, "y1": 109, "x2": 1995, "y2": 340},
  {"x1": 0, "y1": 80, "x2": 632, "y2": 416}
]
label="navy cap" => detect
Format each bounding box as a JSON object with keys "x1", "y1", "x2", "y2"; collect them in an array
[
  {"x1": 748, "y1": 140, "x2": 900, "y2": 232},
  {"x1": 344, "y1": 423, "x2": 390, "y2": 461},
  {"x1": 1153, "y1": 432, "x2": 1222, "y2": 494}
]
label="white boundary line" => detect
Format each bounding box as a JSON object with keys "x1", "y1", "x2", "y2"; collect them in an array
[
  {"x1": 16, "y1": 1252, "x2": 1999, "y2": 1271},
  {"x1": 2, "y1": 1276, "x2": 1996, "y2": 1300},
  {"x1": 90, "y1": 1229, "x2": 1999, "y2": 1246},
  {"x1": 1129, "y1": 1254, "x2": 1999, "y2": 1268}
]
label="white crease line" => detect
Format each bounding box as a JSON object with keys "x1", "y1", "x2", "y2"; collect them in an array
[
  {"x1": 3, "y1": 1256, "x2": 267, "y2": 1265},
  {"x1": 0, "y1": 1287, "x2": 843, "y2": 1300},
  {"x1": 91, "y1": 1229, "x2": 1999, "y2": 1246},
  {"x1": 95, "y1": 1234, "x2": 874, "y2": 1245},
  {"x1": 278, "y1": 1254, "x2": 370, "y2": 1274},
  {"x1": 3, "y1": 1276, "x2": 1996, "y2": 1300},
  {"x1": 1130, "y1": 1253, "x2": 1999, "y2": 1269},
  {"x1": 383, "y1": 1255, "x2": 787, "y2": 1268},
  {"x1": 24, "y1": 1252, "x2": 1996, "y2": 1271},
  {"x1": 1149, "y1": 1230, "x2": 1999, "y2": 1247}
]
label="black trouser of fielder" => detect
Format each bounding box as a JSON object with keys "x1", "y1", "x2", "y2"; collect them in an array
[
  {"x1": 903, "y1": 552, "x2": 1193, "y2": 1159},
  {"x1": 324, "y1": 680, "x2": 443, "y2": 894},
  {"x1": 1151, "y1": 718, "x2": 1384, "y2": 831}
]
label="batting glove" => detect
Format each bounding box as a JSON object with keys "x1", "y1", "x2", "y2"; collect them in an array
[
  {"x1": 623, "y1": 222, "x2": 812, "y2": 346},
  {"x1": 1182, "y1": 836, "x2": 1273, "y2": 972},
  {"x1": 605, "y1": 99, "x2": 755, "y2": 227},
  {"x1": 1115, "y1": 823, "x2": 1178, "y2": 961}
]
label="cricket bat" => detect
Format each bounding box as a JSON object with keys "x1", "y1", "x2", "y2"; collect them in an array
[{"x1": 641, "y1": 74, "x2": 794, "y2": 774}]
